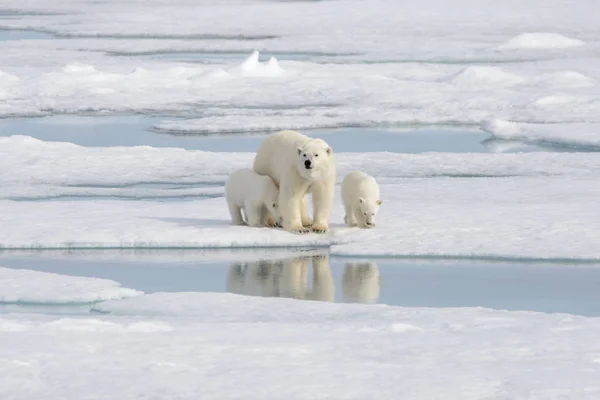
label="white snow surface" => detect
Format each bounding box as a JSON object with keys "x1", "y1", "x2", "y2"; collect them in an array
[
  {"x1": 3, "y1": 137, "x2": 600, "y2": 260},
  {"x1": 497, "y1": 33, "x2": 586, "y2": 50},
  {"x1": 0, "y1": 293, "x2": 599, "y2": 399},
  {"x1": 482, "y1": 118, "x2": 600, "y2": 149},
  {"x1": 0, "y1": 0, "x2": 598, "y2": 128},
  {"x1": 0, "y1": 267, "x2": 142, "y2": 304}
]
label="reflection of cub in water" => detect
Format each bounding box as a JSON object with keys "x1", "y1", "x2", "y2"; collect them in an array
[
  {"x1": 226, "y1": 256, "x2": 380, "y2": 304},
  {"x1": 226, "y1": 260, "x2": 283, "y2": 298},
  {"x1": 342, "y1": 262, "x2": 380, "y2": 304}
]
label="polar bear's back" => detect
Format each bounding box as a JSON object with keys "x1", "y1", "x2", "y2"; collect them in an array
[
  {"x1": 341, "y1": 171, "x2": 380, "y2": 202},
  {"x1": 225, "y1": 168, "x2": 275, "y2": 206},
  {"x1": 253, "y1": 130, "x2": 310, "y2": 184}
]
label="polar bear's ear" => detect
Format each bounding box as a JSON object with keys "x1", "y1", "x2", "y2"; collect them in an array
[
  {"x1": 325, "y1": 146, "x2": 332, "y2": 155},
  {"x1": 377, "y1": 199, "x2": 383, "y2": 206},
  {"x1": 359, "y1": 197, "x2": 365, "y2": 204},
  {"x1": 297, "y1": 146, "x2": 303, "y2": 155}
]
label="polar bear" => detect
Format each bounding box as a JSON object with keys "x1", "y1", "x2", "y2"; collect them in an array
[
  {"x1": 253, "y1": 130, "x2": 336, "y2": 234},
  {"x1": 341, "y1": 171, "x2": 382, "y2": 228},
  {"x1": 342, "y1": 262, "x2": 380, "y2": 304},
  {"x1": 225, "y1": 168, "x2": 282, "y2": 227}
]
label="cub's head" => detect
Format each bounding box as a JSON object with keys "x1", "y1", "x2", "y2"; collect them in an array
[
  {"x1": 264, "y1": 182, "x2": 283, "y2": 227},
  {"x1": 359, "y1": 197, "x2": 383, "y2": 227},
  {"x1": 265, "y1": 197, "x2": 283, "y2": 227},
  {"x1": 297, "y1": 139, "x2": 333, "y2": 181}
]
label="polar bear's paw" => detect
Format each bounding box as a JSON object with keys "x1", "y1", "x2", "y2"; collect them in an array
[
  {"x1": 311, "y1": 222, "x2": 329, "y2": 234},
  {"x1": 291, "y1": 226, "x2": 312, "y2": 234},
  {"x1": 265, "y1": 215, "x2": 277, "y2": 228}
]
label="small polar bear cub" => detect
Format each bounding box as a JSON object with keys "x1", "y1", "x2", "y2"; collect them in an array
[
  {"x1": 225, "y1": 168, "x2": 282, "y2": 228},
  {"x1": 341, "y1": 171, "x2": 382, "y2": 229}
]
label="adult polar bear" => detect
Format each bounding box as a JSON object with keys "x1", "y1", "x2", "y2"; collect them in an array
[{"x1": 253, "y1": 130, "x2": 336, "y2": 234}]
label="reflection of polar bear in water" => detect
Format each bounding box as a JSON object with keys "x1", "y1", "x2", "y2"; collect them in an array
[
  {"x1": 278, "y1": 255, "x2": 334, "y2": 302},
  {"x1": 226, "y1": 257, "x2": 381, "y2": 304},
  {"x1": 342, "y1": 262, "x2": 380, "y2": 304},
  {"x1": 253, "y1": 130, "x2": 336, "y2": 234},
  {"x1": 226, "y1": 255, "x2": 334, "y2": 302},
  {"x1": 226, "y1": 260, "x2": 282, "y2": 298}
]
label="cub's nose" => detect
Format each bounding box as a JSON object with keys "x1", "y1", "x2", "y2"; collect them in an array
[{"x1": 304, "y1": 160, "x2": 312, "y2": 169}]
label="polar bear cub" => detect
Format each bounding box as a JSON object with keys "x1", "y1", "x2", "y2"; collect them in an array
[
  {"x1": 225, "y1": 168, "x2": 282, "y2": 227},
  {"x1": 341, "y1": 171, "x2": 382, "y2": 228}
]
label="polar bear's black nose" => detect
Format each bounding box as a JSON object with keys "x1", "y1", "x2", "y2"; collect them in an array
[{"x1": 304, "y1": 160, "x2": 312, "y2": 169}]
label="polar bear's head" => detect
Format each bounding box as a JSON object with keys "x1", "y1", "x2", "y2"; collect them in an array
[
  {"x1": 358, "y1": 197, "x2": 383, "y2": 227},
  {"x1": 297, "y1": 139, "x2": 333, "y2": 181}
]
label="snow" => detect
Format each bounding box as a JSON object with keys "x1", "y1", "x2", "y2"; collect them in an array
[
  {"x1": 0, "y1": 293, "x2": 598, "y2": 399},
  {"x1": 3, "y1": 135, "x2": 600, "y2": 200},
  {"x1": 1, "y1": 0, "x2": 600, "y2": 395},
  {"x1": 443, "y1": 66, "x2": 524, "y2": 87},
  {"x1": 2, "y1": 137, "x2": 600, "y2": 260},
  {"x1": 0, "y1": 248, "x2": 328, "y2": 264},
  {"x1": 497, "y1": 33, "x2": 585, "y2": 50},
  {"x1": 0, "y1": 267, "x2": 142, "y2": 304},
  {"x1": 0, "y1": 0, "x2": 600, "y2": 128},
  {"x1": 482, "y1": 118, "x2": 600, "y2": 149},
  {"x1": 1, "y1": 51, "x2": 599, "y2": 126}
]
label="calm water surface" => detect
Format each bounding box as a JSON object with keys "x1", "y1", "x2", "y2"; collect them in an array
[{"x1": 1, "y1": 251, "x2": 600, "y2": 317}]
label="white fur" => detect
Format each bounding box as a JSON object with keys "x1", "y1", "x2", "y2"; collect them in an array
[
  {"x1": 253, "y1": 130, "x2": 336, "y2": 234},
  {"x1": 341, "y1": 171, "x2": 382, "y2": 228},
  {"x1": 224, "y1": 168, "x2": 281, "y2": 227}
]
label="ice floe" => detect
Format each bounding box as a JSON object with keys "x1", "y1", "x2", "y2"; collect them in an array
[
  {"x1": 0, "y1": 267, "x2": 141, "y2": 304},
  {"x1": 2, "y1": 293, "x2": 594, "y2": 398}
]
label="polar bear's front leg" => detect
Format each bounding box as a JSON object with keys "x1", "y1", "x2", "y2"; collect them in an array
[
  {"x1": 260, "y1": 206, "x2": 279, "y2": 228},
  {"x1": 311, "y1": 181, "x2": 335, "y2": 234},
  {"x1": 300, "y1": 196, "x2": 312, "y2": 228},
  {"x1": 280, "y1": 179, "x2": 311, "y2": 234},
  {"x1": 244, "y1": 201, "x2": 263, "y2": 227},
  {"x1": 344, "y1": 202, "x2": 358, "y2": 227},
  {"x1": 227, "y1": 201, "x2": 246, "y2": 226}
]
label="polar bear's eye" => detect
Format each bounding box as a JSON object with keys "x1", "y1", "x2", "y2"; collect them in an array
[
  {"x1": 315, "y1": 154, "x2": 319, "y2": 157},
  {"x1": 272, "y1": 203, "x2": 276, "y2": 208},
  {"x1": 364, "y1": 213, "x2": 367, "y2": 216},
  {"x1": 303, "y1": 153, "x2": 307, "y2": 157}
]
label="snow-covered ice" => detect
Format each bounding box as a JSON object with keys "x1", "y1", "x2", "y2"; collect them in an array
[
  {"x1": 2, "y1": 136, "x2": 600, "y2": 260},
  {"x1": 0, "y1": 0, "x2": 599, "y2": 129},
  {"x1": 2, "y1": 0, "x2": 600, "y2": 262},
  {"x1": 2, "y1": 0, "x2": 600, "y2": 396},
  {"x1": 1, "y1": 51, "x2": 599, "y2": 127},
  {"x1": 496, "y1": 33, "x2": 586, "y2": 50},
  {"x1": 0, "y1": 293, "x2": 599, "y2": 399},
  {"x1": 0, "y1": 267, "x2": 141, "y2": 304},
  {"x1": 482, "y1": 118, "x2": 600, "y2": 150}
]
